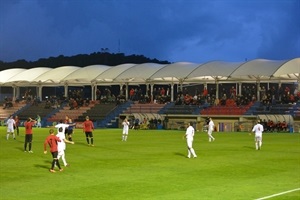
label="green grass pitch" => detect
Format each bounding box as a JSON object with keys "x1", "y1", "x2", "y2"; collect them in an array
[{"x1": 0, "y1": 127, "x2": 299, "y2": 200}]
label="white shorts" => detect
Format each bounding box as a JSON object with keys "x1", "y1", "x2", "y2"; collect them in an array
[
  {"x1": 58, "y1": 150, "x2": 65, "y2": 157},
  {"x1": 7, "y1": 127, "x2": 14, "y2": 133},
  {"x1": 255, "y1": 136, "x2": 262, "y2": 142},
  {"x1": 187, "y1": 139, "x2": 193, "y2": 149}
]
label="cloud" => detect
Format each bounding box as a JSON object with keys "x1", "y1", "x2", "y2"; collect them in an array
[{"x1": 0, "y1": 0, "x2": 299, "y2": 63}]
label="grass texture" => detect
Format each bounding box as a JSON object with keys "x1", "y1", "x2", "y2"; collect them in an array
[{"x1": 0, "y1": 127, "x2": 299, "y2": 200}]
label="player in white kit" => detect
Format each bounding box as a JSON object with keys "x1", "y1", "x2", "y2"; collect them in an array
[
  {"x1": 252, "y1": 120, "x2": 264, "y2": 150},
  {"x1": 6, "y1": 115, "x2": 16, "y2": 140},
  {"x1": 184, "y1": 122, "x2": 197, "y2": 158},
  {"x1": 122, "y1": 118, "x2": 130, "y2": 141},
  {"x1": 55, "y1": 120, "x2": 74, "y2": 166}
]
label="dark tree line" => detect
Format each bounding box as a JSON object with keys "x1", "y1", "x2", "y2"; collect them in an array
[{"x1": 0, "y1": 52, "x2": 170, "y2": 70}]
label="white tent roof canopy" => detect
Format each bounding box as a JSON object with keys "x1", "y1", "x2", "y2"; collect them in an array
[{"x1": 0, "y1": 58, "x2": 299, "y2": 87}]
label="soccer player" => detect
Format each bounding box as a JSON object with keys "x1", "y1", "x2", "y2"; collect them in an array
[
  {"x1": 122, "y1": 118, "x2": 130, "y2": 141},
  {"x1": 36, "y1": 115, "x2": 42, "y2": 128},
  {"x1": 207, "y1": 117, "x2": 215, "y2": 142},
  {"x1": 24, "y1": 117, "x2": 37, "y2": 153},
  {"x1": 65, "y1": 115, "x2": 76, "y2": 141},
  {"x1": 14, "y1": 116, "x2": 20, "y2": 136},
  {"x1": 44, "y1": 129, "x2": 63, "y2": 173},
  {"x1": 55, "y1": 120, "x2": 74, "y2": 167},
  {"x1": 184, "y1": 122, "x2": 197, "y2": 158},
  {"x1": 6, "y1": 115, "x2": 16, "y2": 140},
  {"x1": 83, "y1": 116, "x2": 94, "y2": 146},
  {"x1": 252, "y1": 120, "x2": 264, "y2": 150}
]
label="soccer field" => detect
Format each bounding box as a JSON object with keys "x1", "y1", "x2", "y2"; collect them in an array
[{"x1": 0, "y1": 127, "x2": 299, "y2": 200}]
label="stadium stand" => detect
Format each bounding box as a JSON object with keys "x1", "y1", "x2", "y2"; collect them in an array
[{"x1": 123, "y1": 102, "x2": 165, "y2": 114}]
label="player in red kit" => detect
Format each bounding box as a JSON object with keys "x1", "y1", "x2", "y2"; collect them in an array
[
  {"x1": 83, "y1": 116, "x2": 94, "y2": 146},
  {"x1": 24, "y1": 117, "x2": 37, "y2": 153},
  {"x1": 44, "y1": 129, "x2": 63, "y2": 173}
]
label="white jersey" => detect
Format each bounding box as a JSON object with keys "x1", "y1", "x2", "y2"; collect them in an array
[
  {"x1": 252, "y1": 123, "x2": 264, "y2": 137},
  {"x1": 208, "y1": 120, "x2": 215, "y2": 132},
  {"x1": 122, "y1": 121, "x2": 129, "y2": 134},
  {"x1": 185, "y1": 125, "x2": 195, "y2": 140},
  {"x1": 55, "y1": 123, "x2": 69, "y2": 151}
]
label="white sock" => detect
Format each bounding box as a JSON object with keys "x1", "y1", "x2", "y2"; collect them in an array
[
  {"x1": 6, "y1": 133, "x2": 9, "y2": 140},
  {"x1": 62, "y1": 154, "x2": 67, "y2": 166},
  {"x1": 255, "y1": 143, "x2": 258, "y2": 150},
  {"x1": 190, "y1": 148, "x2": 197, "y2": 157}
]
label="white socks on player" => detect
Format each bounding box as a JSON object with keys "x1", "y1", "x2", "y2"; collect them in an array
[
  {"x1": 6, "y1": 133, "x2": 15, "y2": 140},
  {"x1": 122, "y1": 135, "x2": 127, "y2": 141},
  {"x1": 208, "y1": 134, "x2": 215, "y2": 142},
  {"x1": 188, "y1": 148, "x2": 197, "y2": 158}
]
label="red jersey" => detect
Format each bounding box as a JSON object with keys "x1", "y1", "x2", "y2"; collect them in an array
[
  {"x1": 83, "y1": 120, "x2": 94, "y2": 132},
  {"x1": 15, "y1": 118, "x2": 20, "y2": 126},
  {"x1": 24, "y1": 121, "x2": 35, "y2": 134},
  {"x1": 44, "y1": 134, "x2": 61, "y2": 152}
]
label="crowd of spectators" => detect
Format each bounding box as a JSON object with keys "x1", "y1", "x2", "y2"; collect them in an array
[
  {"x1": 261, "y1": 119, "x2": 289, "y2": 132},
  {"x1": 260, "y1": 85, "x2": 299, "y2": 107},
  {"x1": 129, "y1": 117, "x2": 162, "y2": 130},
  {"x1": 2, "y1": 96, "x2": 13, "y2": 109}
]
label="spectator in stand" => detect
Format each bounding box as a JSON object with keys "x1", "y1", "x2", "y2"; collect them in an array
[
  {"x1": 284, "y1": 86, "x2": 290, "y2": 96},
  {"x1": 3, "y1": 97, "x2": 13, "y2": 109},
  {"x1": 267, "y1": 120, "x2": 274, "y2": 132},
  {"x1": 96, "y1": 88, "x2": 101, "y2": 100},
  {"x1": 160, "y1": 87, "x2": 165, "y2": 97},
  {"x1": 276, "y1": 121, "x2": 282, "y2": 132},
  {"x1": 230, "y1": 86, "x2": 236, "y2": 99},
  {"x1": 220, "y1": 94, "x2": 227, "y2": 106},
  {"x1": 44, "y1": 99, "x2": 51, "y2": 109},
  {"x1": 203, "y1": 87, "x2": 208, "y2": 99},
  {"x1": 262, "y1": 119, "x2": 268, "y2": 131},
  {"x1": 281, "y1": 121, "x2": 288, "y2": 132},
  {"x1": 129, "y1": 88, "x2": 135, "y2": 100}
]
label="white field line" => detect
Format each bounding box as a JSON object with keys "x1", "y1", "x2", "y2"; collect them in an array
[{"x1": 255, "y1": 188, "x2": 300, "y2": 200}]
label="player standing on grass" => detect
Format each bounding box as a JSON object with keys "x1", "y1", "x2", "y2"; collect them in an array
[
  {"x1": 44, "y1": 129, "x2": 63, "y2": 173},
  {"x1": 65, "y1": 116, "x2": 76, "y2": 141},
  {"x1": 55, "y1": 120, "x2": 74, "y2": 167},
  {"x1": 207, "y1": 117, "x2": 215, "y2": 142},
  {"x1": 83, "y1": 116, "x2": 94, "y2": 146},
  {"x1": 122, "y1": 118, "x2": 130, "y2": 141},
  {"x1": 6, "y1": 115, "x2": 16, "y2": 140},
  {"x1": 252, "y1": 120, "x2": 264, "y2": 150},
  {"x1": 14, "y1": 116, "x2": 20, "y2": 136},
  {"x1": 184, "y1": 122, "x2": 197, "y2": 158},
  {"x1": 24, "y1": 117, "x2": 37, "y2": 153}
]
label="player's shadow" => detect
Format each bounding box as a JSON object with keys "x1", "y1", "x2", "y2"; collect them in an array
[
  {"x1": 243, "y1": 146, "x2": 255, "y2": 150},
  {"x1": 34, "y1": 161, "x2": 51, "y2": 169},
  {"x1": 174, "y1": 152, "x2": 186, "y2": 157},
  {"x1": 15, "y1": 147, "x2": 25, "y2": 152}
]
